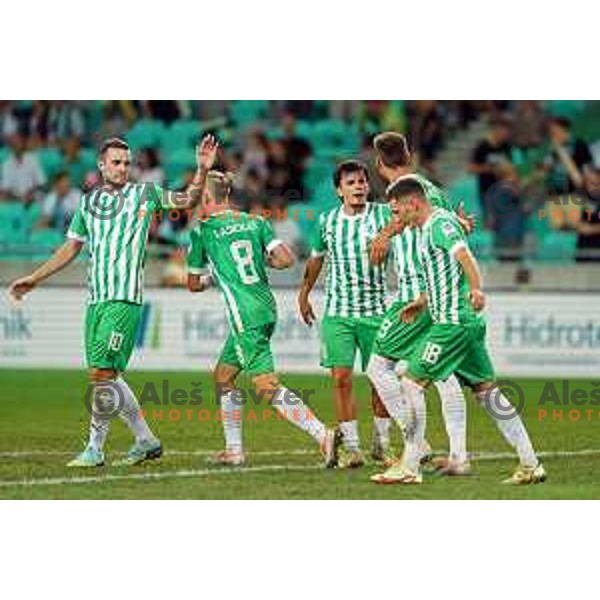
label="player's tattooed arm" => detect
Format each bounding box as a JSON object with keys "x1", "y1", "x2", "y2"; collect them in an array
[
  {"x1": 298, "y1": 255, "x2": 324, "y2": 326},
  {"x1": 454, "y1": 246, "x2": 485, "y2": 311},
  {"x1": 267, "y1": 243, "x2": 295, "y2": 270},
  {"x1": 370, "y1": 218, "x2": 404, "y2": 265},
  {"x1": 187, "y1": 273, "x2": 214, "y2": 293},
  {"x1": 8, "y1": 239, "x2": 84, "y2": 301}
]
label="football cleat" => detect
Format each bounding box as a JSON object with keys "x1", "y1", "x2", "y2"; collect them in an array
[
  {"x1": 370, "y1": 463, "x2": 423, "y2": 485},
  {"x1": 339, "y1": 449, "x2": 366, "y2": 469},
  {"x1": 113, "y1": 439, "x2": 162, "y2": 466},
  {"x1": 502, "y1": 463, "x2": 547, "y2": 485},
  {"x1": 321, "y1": 428, "x2": 342, "y2": 468},
  {"x1": 208, "y1": 450, "x2": 246, "y2": 467},
  {"x1": 66, "y1": 446, "x2": 105, "y2": 468}
]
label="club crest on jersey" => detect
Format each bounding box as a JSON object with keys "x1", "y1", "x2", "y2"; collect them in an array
[{"x1": 442, "y1": 221, "x2": 457, "y2": 237}]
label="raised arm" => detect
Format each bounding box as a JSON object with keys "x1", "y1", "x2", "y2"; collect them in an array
[
  {"x1": 170, "y1": 135, "x2": 219, "y2": 212},
  {"x1": 8, "y1": 238, "x2": 84, "y2": 300},
  {"x1": 297, "y1": 255, "x2": 324, "y2": 326}
]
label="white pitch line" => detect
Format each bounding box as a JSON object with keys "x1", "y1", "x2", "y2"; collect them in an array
[
  {"x1": 0, "y1": 448, "x2": 599, "y2": 488},
  {"x1": 0, "y1": 464, "x2": 323, "y2": 488},
  {"x1": 1, "y1": 448, "x2": 600, "y2": 460}
]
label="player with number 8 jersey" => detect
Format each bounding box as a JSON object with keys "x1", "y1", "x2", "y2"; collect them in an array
[{"x1": 187, "y1": 171, "x2": 340, "y2": 467}]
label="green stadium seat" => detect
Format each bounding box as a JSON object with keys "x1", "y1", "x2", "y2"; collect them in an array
[
  {"x1": 310, "y1": 119, "x2": 360, "y2": 157},
  {"x1": 470, "y1": 229, "x2": 495, "y2": 262},
  {"x1": 160, "y1": 119, "x2": 202, "y2": 153},
  {"x1": 534, "y1": 230, "x2": 577, "y2": 262},
  {"x1": 125, "y1": 119, "x2": 165, "y2": 151},
  {"x1": 38, "y1": 148, "x2": 65, "y2": 180},
  {"x1": 230, "y1": 100, "x2": 269, "y2": 127},
  {"x1": 448, "y1": 175, "x2": 483, "y2": 221},
  {"x1": 163, "y1": 148, "x2": 196, "y2": 185},
  {"x1": 0, "y1": 202, "x2": 29, "y2": 248}
]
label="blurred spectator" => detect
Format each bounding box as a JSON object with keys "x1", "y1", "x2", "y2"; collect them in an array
[
  {"x1": 513, "y1": 101, "x2": 545, "y2": 149},
  {"x1": 408, "y1": 100, "x2": 446, "y2": 172},
  {"x1": 486, "y1": 163, "x2": 527, "y2": 260},
  {"x1": 0, "y1": 101, "x2": 19, "y2": 143},
  {"x1": 37, "y1": 171, "x2": 80, "y2": 231},
  {"x1": 132, "y1": 148, "x2": 164, "y2": 184},
  {"x1": 142, "y1": 101, "x2": 181, "y2": 124},
  {"x1": 62, "y1": 137, "x2": 90, "y2": 188},
  {"x1": 0, "y1": 133, "x2": 46, "y2": 204},
  {"x1": 237, "y1": 168, "x2": 266, "y2": 211},
  {"x1": 241, "y1": 130, "x2": 268, "y2": 182},
  {"x1": 266, "y1": 137, "x2": 291, "y2": 207},
  {"x1": 574, "y1": 168, "x2": 600, "y2": 262},
  {"x1": 469, "y1": 116, "x2": 513, "y2": 228},
  {"x1": 47, "y1": 101, "x2": 85, "y2": 142},
  {"x1": 281, "y1": 113, "x2": 312, "y2": 202},
  {"x1": 544, "y1": 116, "x2": 592, "y2": 195}
]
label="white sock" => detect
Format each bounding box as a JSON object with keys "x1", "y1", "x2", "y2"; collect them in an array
[
  {"x1": 366, "y1": 355, "x2": 411, "y2": 432},
  {"x1": 339, "y1": 420, "x2": 360, "y2": 452},
  {"x1": 220, "y1": 390, "x2": 243, "y2": 453},
  {"x1": 116, "y1": 378, "x2": 157, "y2": 443},
  {"x1": 87, "y1": 380, "x2": 116, "y2": 452},
  {"x1": 272, "y1": 387, "x2": 326, "y2": 444},
  {"x1": 373, "y1": 416, "x2": 391, "y2": 449},
  {"x1": 476, "y1": 389, "x2": 538, "y2": 467},
  {"x1": 400, "y1": 378, "x2": 427, "y2": 472},
  {"x1": 434, "y1": 375, "x2": 467, "y2": 463}
]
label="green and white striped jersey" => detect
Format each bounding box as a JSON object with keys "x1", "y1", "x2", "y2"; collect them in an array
[
  {"x1": 312, "y1": 202, "x2": 391, "y2": 318},
  {"x1": 67, "y1": 182, "x2": 173, "y2": 305},
  {"x1": 389, "y1": 174, "x2": 454, "y2": 304},
  {"x1": 418, "y1": 208, "x2": 480, "y2": 325},
  {"x1": 187, "y1": 210, "x2": 280, "y2": 333}
]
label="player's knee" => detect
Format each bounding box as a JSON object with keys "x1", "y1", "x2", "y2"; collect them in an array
[
  {"x1": 366, "y1": 355, "x2": 390, "y2": 383},
  {"x1": 332, "y1": 369, "x2": 353, "y2": 390},
  {"x1": 212, "y1": 365, "x2": 236, "y2": 391},
  {"x1": 253, "y1": 373, "x2": 280, "y2": 399},
  {"x1": 89, "y1": 368, "x2": 117, "y2": 383}
]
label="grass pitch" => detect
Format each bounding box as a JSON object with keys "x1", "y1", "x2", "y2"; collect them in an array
[{"x1": 1, "y1": 370, "x2": 599, "y2": 499}]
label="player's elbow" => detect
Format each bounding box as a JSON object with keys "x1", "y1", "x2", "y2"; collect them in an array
[{"x1": 187, "y1": 275, "x2": 202, "y2": 292}]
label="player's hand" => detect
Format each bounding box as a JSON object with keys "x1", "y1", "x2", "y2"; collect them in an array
[
  {"x1": 470, "y1": 289, "x2": 486, "y2": 311},
  {"x1": 457, "y1": 203, "x2": 476, "y2": 234},
  {"x1": 8, "y1": 276, "x2": 36, "y2": 301},
  {"x1": 298, "y1": 293, "x2": 316, "y2": 326},
  {"x1": 370, "y1": 232, "x2": 391, "y2": 265},
  {"x1": 400, "y1": 298, "x2": 425, "y2": 324},
  {"x1": 196, "y1": 134, "x2": 218, "y2": 171}
]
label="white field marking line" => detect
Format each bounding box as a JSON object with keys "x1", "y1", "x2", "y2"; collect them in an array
[
  {"x1": 0, "y1": 448, "x2": 599, "y2": 488},
  {"x1": 0, "y1": 464, "x2": 323, "y2": 488},
  {"x1": 2, "y1": 448, "x2": 600, "y2": 460}
]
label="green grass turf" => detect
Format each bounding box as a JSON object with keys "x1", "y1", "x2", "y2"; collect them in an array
[{"x1": 1, "y1": 370, "x2": 599, "y2": 499}]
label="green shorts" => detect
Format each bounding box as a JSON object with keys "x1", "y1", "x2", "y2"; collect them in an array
[
  {"x1": 372, "y1": 299, "x2": 432, "y2": 361},
  {"x1": 408, "y1": 319, "x2": 495, "y2": 386},
  {"x1": 219, "y1": 322, "x2": 276, "y2": 376},
  {"x1": 320, "y1": 315, "x2": 383, "y2": 371},
  {"x1": 85, "y1": 301, "x2": 142, "y2": 372}
]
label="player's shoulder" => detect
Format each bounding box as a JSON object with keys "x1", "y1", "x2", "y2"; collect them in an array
[
  {"x1": 318, "y1": 205, "x2": 341, "y2": 224},
  {"x1": 429, "y1": 209, "x2": 461, "y2": 237}
]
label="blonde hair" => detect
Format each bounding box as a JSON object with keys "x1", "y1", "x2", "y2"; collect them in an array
[{"x1": 206, "y1": 170, "x2": 234, "y2": 203}]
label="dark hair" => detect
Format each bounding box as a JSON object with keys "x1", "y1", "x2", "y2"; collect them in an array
[
  {"x1": 98, "y1": 137, "x2": 129, "y2": 156},
  {"x1": 386, "y1": 176, "x2": 427, "y2": 203},
  {"x1": 548, "y1": 116, "x2": 572, "y2": 130},
  {"x1": 373, "y1": 132, "x2": 412, "y2": 168},
  {"x1": 490, "y1": 115, "x2": 512, "y2": 130},
  {"x1": 333, "y1": 160, "x2": 369, "y2": 187},
  {"x1": 53, "y1": 170, "x2": 70, "y2": 184}
]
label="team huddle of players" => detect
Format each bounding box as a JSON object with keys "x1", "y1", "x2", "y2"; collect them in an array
[{"x1": 8, "y1": 131, "x2": 546, "y2": 485}]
